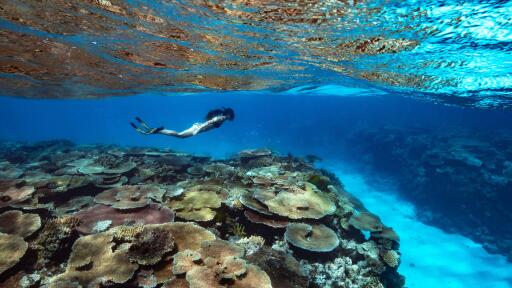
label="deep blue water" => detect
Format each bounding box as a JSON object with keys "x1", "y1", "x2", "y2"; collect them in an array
[{"x1": 3, "y1": 90, "x2": 511, "y2": 159}]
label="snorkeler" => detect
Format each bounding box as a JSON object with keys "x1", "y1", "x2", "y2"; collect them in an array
[{"x1": 130, "y1": 107, "x2": 235, "y2": 138}]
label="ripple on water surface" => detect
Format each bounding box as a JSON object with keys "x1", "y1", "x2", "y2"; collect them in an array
[{"x1": 0, "y1": 0, "x2": 511, "y2": 108}]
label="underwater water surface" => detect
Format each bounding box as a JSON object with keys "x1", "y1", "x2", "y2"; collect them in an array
[{"x1": 1, "y1": 0, "x2": 512, "y2": 287}]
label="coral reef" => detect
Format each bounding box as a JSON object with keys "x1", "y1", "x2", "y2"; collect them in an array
[
  {"x1": 0, "y1": 233, "x2": 28, "y2": 275},
  {"x1": 168, "y1": 184, "x2": 224, "y2": 221},
  {"x1": 74, "y1": 204, "x2": 175, "y2": 234},
  {"x1": 0, "y1": 210, "x2": 41, "y2": 238},
  {"x1": 0, "y1": 182, "x2": 35, "y2": 208},
  {"x1": 381, "y1": 250, "x2": 400, "y2": 268},
  {"x1": 285, "y1": 223, "x2": 340, "y2": 252},
  {"x1": 174, "y1": 239, "x2": 272, "y2": 288},
  {"x1": 48, "y1": 233, "x2": 139, "y2": 287},
  {"x1": 0, "y1": 141, "x2": 404, "y2": 287},
  {"x1": 128, "y1": 226, "x2": 175, "y2": 265}
]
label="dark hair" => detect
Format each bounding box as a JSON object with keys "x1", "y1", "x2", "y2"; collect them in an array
[
  {"x1": 205, "y1": 107, "x2": 235, "y2": 121},
  {"x1": 222, "y1": 107, "x2": 235, "y2": 121},
  {"x1": 205, "y1": 109, "x2": 224, "y2": 121}
]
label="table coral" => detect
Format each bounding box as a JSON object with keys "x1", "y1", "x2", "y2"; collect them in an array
[
  {"x1": 94, "y1": 184, "x2": 159, "y2": 210},
  {"x1": 349, "y1": 212, "x2": 385, "y2": 232},
  {"x1": 74, "y1": 204, "x2": 175, "y2": 234},
  {"x1": 146, "y1": 222, "x2": 216, "y2": 252},
  {"x1": 0, "y1": 183, "x2": 35, "y2": 208},
  {"x1": 168, "y1": 185, "x2": 224, "y2": 221},
  {"x1": 0, "y1": 210, "x2": 41, "y2": 238},
  {"x1": 284, "y1": 223, "x2": 340, "y2": 252},
  {"x1": 0, "y1": 233, "x2": 28, "y2": 275},
  {"x1": 49, "y1": 233, "x2": 139, "y2": 287},
  {"x1": 262, "y1": 183, "x2": 336, "y2": 219},
  {"x1": 174, "y1": 239, "x2": 272, "y2": 288}
]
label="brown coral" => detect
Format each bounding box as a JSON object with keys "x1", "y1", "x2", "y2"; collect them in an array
[
  {"x1": 240, "y1": 193, "x2": 273, "y2": 216},
  {"x1": 0, "y1": 210, "x2": 41, "y2": 238},
  {"x1": 349, "y1": 212, "x2": 384, "y2": 232},
  {"x1": 172, "y1": 250, "x2": 202, "y2": 274},
  {"x1": 128, "y1": 226, "x2": 175, "y2": 265},
  {"x1": 74, "y1": 204, "x2": 175, "y2": 234},
  {"x1": 262, "y1": 183, "x2": 336, "y2": 219},
  {"x1": 146, "y1": 222, "x2": 216, "y2": 252},
  {"x1": 244, "y1": 210, "x2": 289, "y2": 228},
  {"x1": 173, "y1": 239, "x2": 272, "y2": 288},
  {"x1": 238, "y1": 148, "x2": 273, "y2": 160},
  {"x1": 49, "y1": 233, "x2": 138, "y2": 287},
  {"x1": 0, "y1": 182, "x2": 35, "y2": 208},
  {"x1": 0, "y1": 162, "x2": 23, "y2": 179},
  {"x1": 284, "y1": 223, "x2": 339, "y2": 252},
  {"x1": 0, "y1": 233, "x2": 28, "y2": 275},
  {"x1": 94, "y1": 184, "x2": 160, "y2": 210},
  {"x1": 69, "y1": 158, "x2": 136, "y2": 175},
  {"x1": 372, "y1": 227, "x2": 400, "y2": 242},
  {"x1": 168, "y1": 185, "x2": 224, "y2": 221}
]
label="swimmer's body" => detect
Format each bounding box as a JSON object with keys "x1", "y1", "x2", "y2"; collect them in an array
[{"x1": 130, "y1": 107, "x2": 235, "y2": 138}]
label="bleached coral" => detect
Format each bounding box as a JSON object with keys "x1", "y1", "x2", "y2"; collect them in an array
[
  {"x1": 302, "y1": 257, "x2": 384, "y2": 288},
  {"x1": 271, "y1": 239, "x2": 292, "y2": 254},
  {"x1": 236, "y1": 236, "x2": 265, "y2": 256}
]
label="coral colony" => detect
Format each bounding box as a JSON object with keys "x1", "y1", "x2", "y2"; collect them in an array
[{"x1": 0, "y1": 141, "x2": 404, "y2": 287}]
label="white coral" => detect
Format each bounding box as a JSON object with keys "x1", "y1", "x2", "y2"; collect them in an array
[{"x1": 236, "y1": 236, "x2": 265, "y2": 255}]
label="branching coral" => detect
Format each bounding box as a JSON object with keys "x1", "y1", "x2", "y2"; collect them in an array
[
  {"x1": 230, "y1": 223, "x2": 247, "y2": 238},
  {"x1": 109, "y1": 224, "x2": 144, "y2": 242},
  {"x1": 32, "y1": 216, "x2": 80, "y2": 264},
  {"x1": 236, "y1": 236, "x2": 265, "y2": 256},
  {"x1": 128, "y1": 226, "x2": 175, "y2": 265}
]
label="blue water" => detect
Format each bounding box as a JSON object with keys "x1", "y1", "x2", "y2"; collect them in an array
[
  {"x1": 2, "y1": 86, "x2": 512, "y2": 287},
  {"x1": 3, "y1": 89, "x2": 511, "y2": 159}
]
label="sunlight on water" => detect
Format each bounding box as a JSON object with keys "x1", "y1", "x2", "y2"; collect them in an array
[{"x1": 0, "y1": 0, "x2": 511, "y2": 107}]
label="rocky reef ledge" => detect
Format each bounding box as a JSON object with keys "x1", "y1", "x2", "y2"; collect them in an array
[{"x1": 0, "y1": 140, "x2": 404, "y2": 288}]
